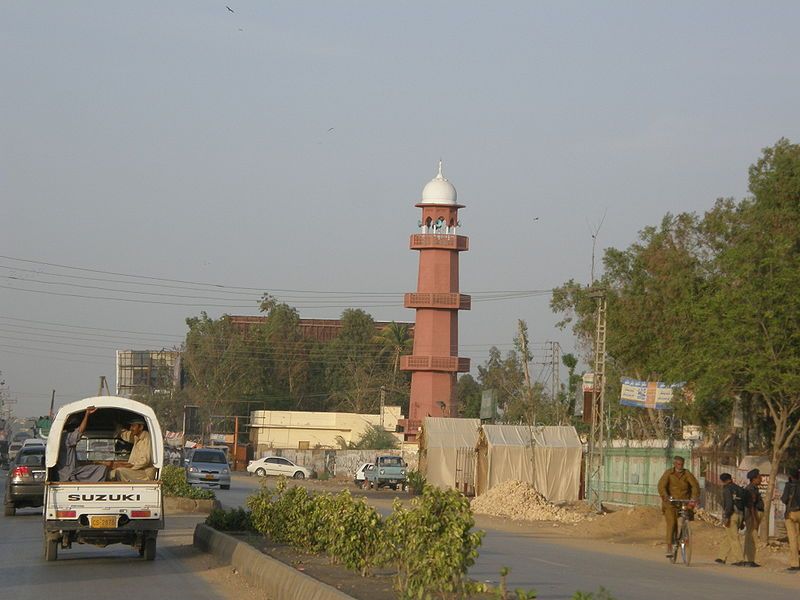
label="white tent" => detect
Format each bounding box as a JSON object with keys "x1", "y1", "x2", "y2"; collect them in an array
[
  {"x1": 418, "y1": 417, "x2": 481, "y2": 490},
  {"x1": 476, "y1": 425, "x2": 581, "y2": 502}
]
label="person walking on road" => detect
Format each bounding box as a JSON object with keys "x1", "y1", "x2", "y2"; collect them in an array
[
  {"x1": 657, "y1": 456, "x2": 700, "y2": 557},
  {"x1": 782, "y1": 468, "x2": 800, "y2": 572},
  {"x1": 715, "y1": 473, "x2": 746, "y2": 566},
  {"x1": 743, "y1": 468, "x2": 764, "y2": 567}
]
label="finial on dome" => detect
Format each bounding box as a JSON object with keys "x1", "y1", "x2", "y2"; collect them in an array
[{"x1": 420, "y1": 159, "x2": 458, "y2": 206}]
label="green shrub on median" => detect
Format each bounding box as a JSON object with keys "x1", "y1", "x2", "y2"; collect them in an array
[
  {"x1": 161, "y1": 464, "x2": 215, "y2": 500},
  {"x1": 383, "y1": 485, "x2": 484, "y2": 599},
  {"x1": 247, "y1": 478, "x2": 384, "y2": 576},
  {"x1": 205, "y1": 507, "x2": 253, "y2": 532}
]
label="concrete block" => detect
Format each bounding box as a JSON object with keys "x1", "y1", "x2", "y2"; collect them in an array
[{"x1": 194, "y1": 524, "x2": 355, "y2": 600}]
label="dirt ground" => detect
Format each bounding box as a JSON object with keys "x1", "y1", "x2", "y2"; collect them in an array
[{"x1": 476, "y1": 502, "x2": 794, "y2": 573}]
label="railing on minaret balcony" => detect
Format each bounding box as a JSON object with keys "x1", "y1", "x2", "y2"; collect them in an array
[
  {"x1": 399, "y1": 355, "x2": 471, "y2": 372},
  {"x1": 403, "y1": 293, "x2": 471, "y2": 310},
  {"x1": 409, "y1": 234, "x2": 469, "y2": 251}
]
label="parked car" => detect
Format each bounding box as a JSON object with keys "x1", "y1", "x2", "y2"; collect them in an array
[
  {"x1": 185, "y1": 448, "x2": 231, "y2": 489},
  {"x1": 354, "y1": 462, "x2": 373, "y2": 487},
  {"x1": 4, "y1": 446, "x2": 46, "y2": 516},
  {"x1": 364, "y1": 455, "x2": 407, "y2": 490},
  {"x1": 7, "y1": 442, "x2": 23, "y2": 463},
  {"x1": 247, "y1": 456, "x2": 312, "y2": 479}
]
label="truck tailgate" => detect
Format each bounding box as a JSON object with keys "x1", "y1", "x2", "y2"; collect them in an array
[{"x1": 45, "y1": 482, "x2": 162, "y2": 520}]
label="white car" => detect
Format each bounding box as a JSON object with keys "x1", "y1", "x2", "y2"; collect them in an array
[
  {"x1": 353, "y1": 462, "x2": 374, "y2": 486},
  {"x1": 247, "y1": 456, "x2": 313, "y2": 479}
]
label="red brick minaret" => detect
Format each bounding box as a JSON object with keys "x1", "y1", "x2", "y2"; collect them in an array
[{"x1": 400, "y1": 162, "x2": 471, "y2": 439}]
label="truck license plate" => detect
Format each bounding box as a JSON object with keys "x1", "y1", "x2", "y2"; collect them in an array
[{"x1": 90, "y1": 515, "x2": 118, "y2": 529}]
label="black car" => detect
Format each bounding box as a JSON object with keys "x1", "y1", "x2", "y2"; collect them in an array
[{"x1": 3, "y1": 446, "x2": 46, "y2": 516}]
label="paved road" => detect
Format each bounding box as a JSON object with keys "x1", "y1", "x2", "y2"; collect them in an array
[
  {"x1": 0, "y1": 474, "x2": 240, "y2": 600},
  {"x1": 220, "y1": 474, "x2": 797, "y2": 600}
]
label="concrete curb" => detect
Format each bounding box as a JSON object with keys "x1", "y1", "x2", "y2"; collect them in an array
[{"x1": 193, "y1": 524, "x2": 356, "y2": 600}]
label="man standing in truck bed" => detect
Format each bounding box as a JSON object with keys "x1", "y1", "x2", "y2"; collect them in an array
[
  {"x1": 56, "y1": 407, "x2": 107, "y2": 482},
  {"x1": 109, "y1": 417, "x2": 155, "y2": 482}
]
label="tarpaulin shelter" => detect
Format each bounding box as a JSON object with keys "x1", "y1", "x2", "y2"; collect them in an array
[
  {"x1": 476, "y1": 425, "x2": 582, "y2": 502},
  {"x1": 418, "y1": 417, "x2": 481, "y2": 491}
]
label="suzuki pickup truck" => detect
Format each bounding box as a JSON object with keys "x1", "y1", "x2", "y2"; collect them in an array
[
  {"x1": 364, "y1": 455, "x2": 407, "y2": 490},
  {"x1": 43, "y1": 397, "x2": 164, "y2": 561}
]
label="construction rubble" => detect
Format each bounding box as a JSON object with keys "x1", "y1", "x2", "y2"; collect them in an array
[{"x1": 471, "y1": 480, "x2": 586, "y2": 524}]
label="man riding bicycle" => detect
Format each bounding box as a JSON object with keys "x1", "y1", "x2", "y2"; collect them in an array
[{"x1": 657, "y1": 456, "x2": 700, "y2": 557}]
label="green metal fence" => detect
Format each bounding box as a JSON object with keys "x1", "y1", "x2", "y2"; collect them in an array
[{"x1": 591, "y1": 445, "x2": 693, "y2": 507}]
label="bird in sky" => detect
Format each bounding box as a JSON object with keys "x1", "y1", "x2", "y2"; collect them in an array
[
  {"x1": 226, "y1": 6, "x2": 235, "y2": 13},
  {"x1": 327, "y1": 127, "x2": 335, "y2": 132},
  {"x1": 533, "y1": 217, "x2": 540, "y2": 221}
]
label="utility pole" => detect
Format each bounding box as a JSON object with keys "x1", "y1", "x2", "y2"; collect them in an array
[
  {"x1": 517, "y1": 320, "x2": 535, "y2": 423},
  {"x1": 49, "y1": 390, "x2": 56, "y2": 418},
  {"x1": 586, "y1": 288, "x2": 608, "y2": 512},
  {"x1": 548, "y1": 342, "x2": 561, "y2": 422},
  {"x1": 97, "y1": 376, "x2": 110, "y2": 396},
  {"x1": 379, "y1": 386, "x2": 386, "y2": 429}
]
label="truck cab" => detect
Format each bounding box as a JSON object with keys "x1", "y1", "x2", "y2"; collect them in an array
[
  {"x1": 43, "y1": 397, "x2": 164, "y2": 561},
  {"x1": 364, "y1": 455, "x2": 407, "y2": 491}
]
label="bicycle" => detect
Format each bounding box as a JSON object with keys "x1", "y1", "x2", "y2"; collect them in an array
[{"x1": 668, "y1": 498, "x2": 696, "y2": 566}]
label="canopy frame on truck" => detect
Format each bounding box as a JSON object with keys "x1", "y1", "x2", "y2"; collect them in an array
[{"x1": 45, "y1": 396, "x2": 164, "y2": 471}]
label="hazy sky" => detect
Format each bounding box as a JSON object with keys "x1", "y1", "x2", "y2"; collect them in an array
[{"x1": 2, "y1": 2, "x2": 798, "y2": 417}]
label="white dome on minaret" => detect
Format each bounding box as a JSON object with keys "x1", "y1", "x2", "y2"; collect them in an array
[{"x1": 420, "y1": 160, "x2": 457, "y2": 205}]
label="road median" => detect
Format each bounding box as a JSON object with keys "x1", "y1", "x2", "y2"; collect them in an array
[{"x1": 193, "y1": 523, "x2": 356, "y2": 600}]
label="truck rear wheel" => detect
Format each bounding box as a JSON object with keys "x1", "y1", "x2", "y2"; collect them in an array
[
  {"x1": 143, "y1": 537, "x2": 156, "y2": 561},
  {"x1": 44, "y1": 538, "x2": 58, "y2": 562}
]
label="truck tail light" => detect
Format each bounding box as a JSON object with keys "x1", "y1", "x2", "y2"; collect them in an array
[
  {"x1": 131, "y1": 510, "x2": 151, "y2": 518},
  {"x1": 56, "y1": 510, "x2": 76, "y2": 519},
  {"x1": 12, "y1": 466, "x2": 31, "y2": 478}
]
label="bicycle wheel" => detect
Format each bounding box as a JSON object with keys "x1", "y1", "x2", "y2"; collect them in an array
[{"x1": 680, "y1": 521, "x2": 692, "y2": 566}]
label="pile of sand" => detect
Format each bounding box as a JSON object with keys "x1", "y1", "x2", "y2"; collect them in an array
[{"x1": 470, "y1": 480, "x2": 586, "y2": 524}]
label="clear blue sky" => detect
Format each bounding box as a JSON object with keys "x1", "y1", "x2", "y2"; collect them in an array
[{"x1": 2, "y1": 1, "x2": 798, "y2": 416}]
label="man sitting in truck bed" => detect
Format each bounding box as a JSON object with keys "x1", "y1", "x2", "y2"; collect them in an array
[
  {"x1": 109, "y1": 418, "x2": 156, "y2": 482},
  {"x1": 56, "y1": 407, "x2": 108, "y2": 482}
]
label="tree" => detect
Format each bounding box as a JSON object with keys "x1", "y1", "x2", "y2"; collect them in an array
[
  {"x1": 326, "y1": 309, "x2": 389, "y2": 413},
  {"x1": 259, "y1": 301, "x2": 312, "y2": 409},
  {"x1": 550, "y1": 139, "x2": 800, "y2": 539},
  {"x1": 456, "y1": 374, "x2": 482, "y2": 418},
  {"x1": 477, "y1": 347, "x2": 526, "y2": 422},
  {"x1": 376, "y1": 321, "x2": 413, "y2": 385},
  {"x1": 181, "y1": 312, "x2": 261, "y2": 437},
  {"x1": 692, "y1": 140, "x2": 800, "y2": 539}
]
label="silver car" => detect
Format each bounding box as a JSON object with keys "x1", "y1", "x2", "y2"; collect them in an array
[{"x1": 185, "y1": 448, "x2": 231, "y2": 490}]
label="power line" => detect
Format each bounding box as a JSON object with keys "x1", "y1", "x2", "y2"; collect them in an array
[{"x1": 0, "y1": 254, "x2": 553, "y2": 297}]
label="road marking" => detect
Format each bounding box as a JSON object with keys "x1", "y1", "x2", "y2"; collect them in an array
[{"x1": 529, "y1": 556, "x2": 569, "y2": 568}]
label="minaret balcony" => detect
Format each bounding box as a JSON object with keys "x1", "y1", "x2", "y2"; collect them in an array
[
  {"x1": 409, "y1": 234, "x2": 469, "y2": 251},
  {"x1": 400, "y1": 355, "x2": 471, "y2": 372},
  {"x1": 404, "y1": 293, "x2": 471, "y2": 310}
]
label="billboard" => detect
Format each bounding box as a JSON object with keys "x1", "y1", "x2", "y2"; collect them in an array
[{"x1": 619, "y1": 378, "x2": 682, "y2": 410}]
